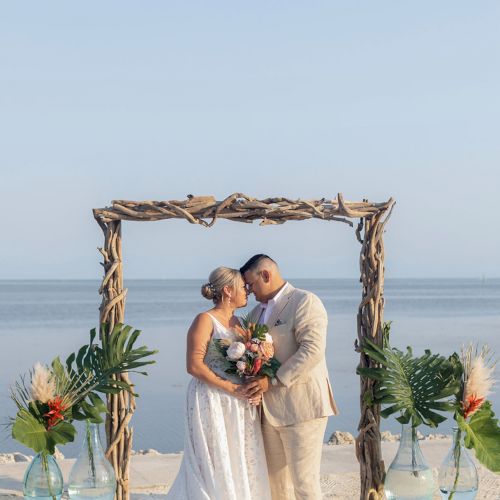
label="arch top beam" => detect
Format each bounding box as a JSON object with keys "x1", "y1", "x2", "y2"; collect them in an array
[{"x1": 93, "y1": 193, "x2": 395, "y2": 228}]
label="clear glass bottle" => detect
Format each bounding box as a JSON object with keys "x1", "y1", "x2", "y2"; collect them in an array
[
  {"x1": 438, "y1": 427, "x2": 478, "y2": 499},
  {"x1": 384, "y1": 424, "x2": 435, "y2": 500},
  {"x1": 23, "y1": 452, "x2": 64, "y2": 500},
  {"x1": 68, "y1": 421, "x2": 116, "y2": 500}
]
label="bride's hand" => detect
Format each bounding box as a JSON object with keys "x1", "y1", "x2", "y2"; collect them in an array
[
  {"x1": 227, "y1": 382, "x2": 248, "y2": 400},
  {"x1": 249, "y1": 394, "x2": 262, "y2": 406}
]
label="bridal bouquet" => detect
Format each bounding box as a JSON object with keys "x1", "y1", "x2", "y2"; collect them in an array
[
  {"x1": 8, "y1": 324, "x2": 157, "y2": 457},
  {"x1": 215, "y1": 316, "x2": 281, "y2": 381}
]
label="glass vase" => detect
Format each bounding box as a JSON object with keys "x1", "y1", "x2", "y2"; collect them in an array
[
  {"x1": 23, "y1": 452, "x2": 63, "y2": 500},
  {"x1": 384, "y1": 424, "x2": 435, "y2": 500},
  {"x1": 68, "y1": 421, "x2": 116, "y2": 500},
  {"x1": 438, "y1": 427, "x2": 478, "y2": 499}
]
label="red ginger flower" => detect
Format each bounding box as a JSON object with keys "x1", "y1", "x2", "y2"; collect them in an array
[
  {"x1": 44, "y1": 396, "x2": 67, "y2": 429},
  {"x1": 252, "y1": 358, "x2": 262, "y2": 375},
  {"x1": 462, "y1": 394, "x2": 486, "y2": 420}
]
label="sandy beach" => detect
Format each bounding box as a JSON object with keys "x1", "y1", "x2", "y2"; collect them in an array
[{"x1": 1, "y1": 439, "x2": 499, "y2": 499}]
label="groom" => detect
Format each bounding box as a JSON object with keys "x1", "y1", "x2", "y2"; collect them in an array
[{"x1": 240, "y1": 254, "x2": 338, "y2": 500}]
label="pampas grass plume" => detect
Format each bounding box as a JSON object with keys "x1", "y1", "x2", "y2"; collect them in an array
[
  {"x1": 462, "y1": 344, "x2": 496, "y2": 419},
  {"x1": 30, "y1": 362, "x2": 56, "y2": 403}
]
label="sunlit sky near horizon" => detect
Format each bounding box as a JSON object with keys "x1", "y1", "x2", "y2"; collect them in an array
[{"x1": 1, "y1": 2, "x2": 499, "y2": 279}]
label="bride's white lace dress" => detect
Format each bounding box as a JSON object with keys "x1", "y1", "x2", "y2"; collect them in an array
[{"x1": 166, "y1": 314, "x2": 272, "y2": 500}]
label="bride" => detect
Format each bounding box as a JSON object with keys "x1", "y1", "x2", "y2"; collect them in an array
[{"x1": 166, "y1": 266, "x2": 272, "y2": 500}]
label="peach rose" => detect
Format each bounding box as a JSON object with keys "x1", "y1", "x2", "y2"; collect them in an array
[{"x1": 260, "y1": 341, "x2": 274, "y2": 360}]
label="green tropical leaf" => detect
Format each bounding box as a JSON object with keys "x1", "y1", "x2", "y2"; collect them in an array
[
  {"x1": 79, "y1": 401, "x2": 103, "y2": 423},
  {"x1": 65, "y1": 352, "x2": 76, "y2": 373},
  {"x1": 46, "y1": 421, "x2": 76, "y2": 454},
  {"x1": 457, "y1": 401, "x2": 500, "y2": 473},
  {"x1": 12, "y1": 409, "x2": 75, "y2": 454},
  {"x1": 75, "y1": 344, "x2": 88, "y2": 371},
  {"x1": 88, "y1": 392, "x2": 107, "y2": 414},
  {"x1": 12, "y1": 409, "x2": 46, "y2": 453},
  {"x1": 357, "y1": 326, "x2": 459, "y2": 429},
  {"x1": 51, "y1": 357, "x2": 70, "y2": 390},
  {"x1": 63, "y1": 323, "x2": 158, "y2": 403}
]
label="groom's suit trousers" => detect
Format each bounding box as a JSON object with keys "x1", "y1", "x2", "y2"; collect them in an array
[{"x1": 262, "y1": 412, "x2": 327, "y2": 500}]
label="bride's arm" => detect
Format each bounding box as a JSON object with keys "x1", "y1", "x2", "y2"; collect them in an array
[{"x1": 186, "y1": 313, "x2": 244, "y2": 398}]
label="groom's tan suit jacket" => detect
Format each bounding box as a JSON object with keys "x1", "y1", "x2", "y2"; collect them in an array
[{"x1": 249, "y1": 283, "x2": 338, "y2": 427}]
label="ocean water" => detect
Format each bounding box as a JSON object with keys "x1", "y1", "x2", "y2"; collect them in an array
[{"x1": 0, "y1": 279, "x2": 499, "y2": 457}]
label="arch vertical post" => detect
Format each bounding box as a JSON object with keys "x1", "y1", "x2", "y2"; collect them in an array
[
  {"x1": 95, "y1": 217, "x2": 133, "y2": 500},
  {"x1": 355, "y1": 205, "x2": 393, "y2": 499}
]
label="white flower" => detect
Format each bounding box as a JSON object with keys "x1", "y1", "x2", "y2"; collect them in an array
[
  {"x1": 227, "y1": 342, "x2": 246, "y2": 360},
  {"x1": 264, "y1": 333, "x2": 273, "y2": 343},
  {"x1": 30, "y1": 363, "x2": 56, "y2": 403},
  {"x1": 236, "y1": 361, "x2": 246, "y2": 371}
]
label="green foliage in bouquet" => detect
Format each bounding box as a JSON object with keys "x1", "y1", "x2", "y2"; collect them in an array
[
  {"x1": 240, "y1": 315, "x2": 269, "y2": 341},
  {"x1": 357, "y1": 323, "x2": 459, "y2": 429},
  {"x1": 9, "y1": 323, "x2": 157, "y2": 455}
]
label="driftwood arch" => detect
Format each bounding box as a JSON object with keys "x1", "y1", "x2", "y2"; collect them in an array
[{"x1": 93, "y1": 193, "x2": 395, "y2": 500}]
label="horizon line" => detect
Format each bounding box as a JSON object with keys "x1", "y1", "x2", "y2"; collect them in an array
[{"x1": 0, "y1": 277, "x2": 498, "y2": 281}]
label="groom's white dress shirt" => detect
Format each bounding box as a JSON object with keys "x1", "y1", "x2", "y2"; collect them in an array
[{"x1": 260, "y1": 282, "x2": 290, "y2": 326}]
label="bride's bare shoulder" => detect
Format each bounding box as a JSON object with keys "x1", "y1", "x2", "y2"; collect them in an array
[{"x1": 191, "y1": 311, "x2": 214, "y2": 327}]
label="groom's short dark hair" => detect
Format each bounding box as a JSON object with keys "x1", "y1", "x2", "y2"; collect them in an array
[{"x1": 240, "y1": 254, "x2": 276, "y2": 274}]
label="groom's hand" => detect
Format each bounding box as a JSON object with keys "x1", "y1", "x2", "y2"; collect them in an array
[{"x1": 241, "y1": 376, "x2": 269, "y2": 398}]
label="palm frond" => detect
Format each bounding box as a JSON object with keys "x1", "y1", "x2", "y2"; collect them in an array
[{"x1": 64, "y1": 324, "x2": 158, "y2": 402}]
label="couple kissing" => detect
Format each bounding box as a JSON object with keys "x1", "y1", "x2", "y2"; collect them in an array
[{"x1": 166, "y1": 254, "x2": 338, "y2": 500}]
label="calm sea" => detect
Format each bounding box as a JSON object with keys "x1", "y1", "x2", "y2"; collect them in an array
[{"x1": 1, "y1": 279, "x2": 499, "y2": 457}]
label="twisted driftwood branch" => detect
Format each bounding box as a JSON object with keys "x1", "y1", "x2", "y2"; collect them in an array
[
  {"x1": 355, "y1": 198, "x2": 396, "y2": 499},
  {"x1": 95, "y1": 220, "x2": 134, "y2": 500},
  {"x1": 93, "y1": 193, "x2": 393, "y2": 227}
]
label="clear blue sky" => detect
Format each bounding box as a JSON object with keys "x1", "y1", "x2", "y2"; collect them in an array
[{"x1": 1, "y1": 1, "x2": 499, "y2": 279}]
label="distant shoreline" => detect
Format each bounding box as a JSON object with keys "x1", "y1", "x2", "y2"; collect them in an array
[{"x1": 1, "y1": 277, "x2": 499, "y2": 282}]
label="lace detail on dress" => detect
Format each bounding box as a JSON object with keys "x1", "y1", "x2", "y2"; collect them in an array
[{"x1": 165, "y1": 314, "x2": 271, "y2": 500}]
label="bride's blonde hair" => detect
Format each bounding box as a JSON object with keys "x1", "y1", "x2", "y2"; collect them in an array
[{"x1": 201, "y1": 267, "x2": 242, "y2": 304}]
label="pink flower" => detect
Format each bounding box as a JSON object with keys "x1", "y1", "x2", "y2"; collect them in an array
[{"x1": 260, "y1": 341, "x2": 274, "y2": 360}]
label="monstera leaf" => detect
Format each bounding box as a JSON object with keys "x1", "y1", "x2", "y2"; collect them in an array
[
  {"x1": 457, "y1": 401, "x2": 500, "y2": 473},
  {"x1": 12, "y1": 408, "x2": 75, "y2": 455},
  {"x1": 358, "y1": 334, "x2": 459, "y2": 428},
  {"x1": 62, "y1": 324, "x2": 158, "y2": 403}
]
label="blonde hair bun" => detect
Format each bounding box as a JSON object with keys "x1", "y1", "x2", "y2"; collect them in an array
[
  {"x1": 200, "y1": 266, "x2": 241, "y2": 304},
  {"x1": 201, "y1": 283, "x2": 216, "y2": 300}
]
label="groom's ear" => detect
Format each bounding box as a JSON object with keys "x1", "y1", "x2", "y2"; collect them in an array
[{"x1": 261, "y1": 270, "x2": 270, "y2": 283}]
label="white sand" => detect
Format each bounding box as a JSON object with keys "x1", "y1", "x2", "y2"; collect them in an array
[{"x1": 1, "y1": 440, "x2": 499, "y2": 499}]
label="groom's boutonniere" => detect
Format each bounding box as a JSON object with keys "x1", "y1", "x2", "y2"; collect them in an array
[{"x1": 274, "y1": 319, "x2": 285, "y2": 327}]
